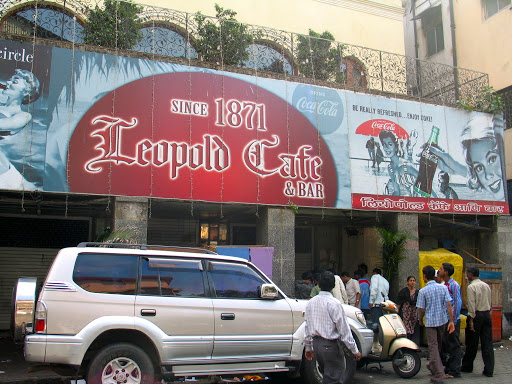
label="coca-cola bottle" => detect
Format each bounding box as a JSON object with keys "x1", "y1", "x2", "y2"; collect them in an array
[{"x1": 414, "y1": 126, "x2": 440, "y2": 197}]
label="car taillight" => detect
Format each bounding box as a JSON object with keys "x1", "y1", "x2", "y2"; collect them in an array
[
  {"x1": 35, "y1": 318, "x2": 45, "y2": 333},
  {"x1": 34, "y1": 301, "x2": 47, "y2": 334}
]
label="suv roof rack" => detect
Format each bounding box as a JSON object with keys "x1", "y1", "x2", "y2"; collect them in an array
[{"x1": 77, "y1": 242, "x2": 217, "y2": 254}]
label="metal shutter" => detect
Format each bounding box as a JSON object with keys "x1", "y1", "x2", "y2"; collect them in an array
[{"x1": 0, "y1": 247, "x2": 59, "y2": 330}]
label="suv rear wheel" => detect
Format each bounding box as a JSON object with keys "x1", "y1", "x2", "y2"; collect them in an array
[{"x1": 87, "y1": 343, "x2": 155, "y2": 384}]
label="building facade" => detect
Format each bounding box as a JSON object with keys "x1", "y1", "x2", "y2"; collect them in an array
[
  {"x1": 403, "y1": 0, "x2": 512, "y2": 335},
  {"x1": 0, "y1": 0, "x2": 510, "y2": 339}
]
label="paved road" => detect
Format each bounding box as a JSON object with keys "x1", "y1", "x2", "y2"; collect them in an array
[
  {"x1": 1, "y1": 337, "x2": 511, "y2": 384},
  {"x1": 349, "y1": 339, "x2": 512, "y2": 384}
]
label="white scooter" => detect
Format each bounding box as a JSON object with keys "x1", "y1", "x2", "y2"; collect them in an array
[{"x1": 360, "y1": 300, "x2": 421, "y2": 378}]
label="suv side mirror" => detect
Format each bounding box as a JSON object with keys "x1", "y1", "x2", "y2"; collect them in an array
[{"x1": 259, "y1": 284, "x2": 278, "y2": 299}]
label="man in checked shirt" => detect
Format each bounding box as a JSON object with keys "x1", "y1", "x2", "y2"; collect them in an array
[{"x1": 304, "y1": 271, "x2": 361, "y2": 384}]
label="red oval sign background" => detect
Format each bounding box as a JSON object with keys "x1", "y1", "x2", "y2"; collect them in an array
[{"x1": 68, "y1": 72, "x2": 337, "y2": 207}]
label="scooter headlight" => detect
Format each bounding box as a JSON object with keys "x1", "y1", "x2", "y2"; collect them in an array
[{"x1": 355, "y1": 311, "x2": 366, "y2": 327}]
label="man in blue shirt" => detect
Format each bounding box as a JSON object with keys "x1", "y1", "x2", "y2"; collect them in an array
[
  {"x1": 417, "y1": 265, "x2": 455, "y2": 384},
  {"x1": 354, "y1": 270, "x2": 370, "y2": 318},
  {"x1": 439, "y1": 262, "x2": 463, "y2": 378}
]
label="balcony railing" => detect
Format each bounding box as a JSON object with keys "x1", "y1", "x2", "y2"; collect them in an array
[{"x1": 0, "y1": 0, "x2": 489, "y2": 109}]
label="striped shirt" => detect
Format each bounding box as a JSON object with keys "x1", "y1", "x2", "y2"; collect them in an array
[
  {"x1": 304, "y1": 291, "x2": 359, "y2": 354},
  {"x1": 417, "y1": 280, "x2": 452, "y2": 327}
]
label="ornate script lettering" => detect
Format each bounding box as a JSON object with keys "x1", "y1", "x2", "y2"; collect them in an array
[{"x1": 85, "y1": 115, "x2": 230, "y2": 179}]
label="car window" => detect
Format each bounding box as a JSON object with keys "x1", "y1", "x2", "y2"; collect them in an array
[
  {"x1": 140, "y1": 258, "x2": 205, "y2": 297},
  {"x1": 209, "y1": 261, "x2": 268, "y2": 299},
  {"x1": 73, "y1": 253, "x2": 138, "y2": 294}
]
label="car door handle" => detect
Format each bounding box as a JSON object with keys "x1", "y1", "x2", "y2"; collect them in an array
[
  {"x1": 141, "y1": 309, "x2": 156, "y2": 316},
  {"x1": 221, "y1": 313, "x2": 235, "y2": 320}
]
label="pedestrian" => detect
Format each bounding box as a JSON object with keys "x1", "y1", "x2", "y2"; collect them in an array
[
  {"x1": 358, "y1": 263, "x2": 370, "y2": 280},
  {"x1": 439, "y1": 262, "x2": 463, "y2": 378},
  {"x1": 310, "y1": 269, "x2": 348, "y2": 304},
  {"x1": 461, "y1": 266, "x2": 494, "y2": 377},
  {"x1": 304, "y1": 271, "x2": 361, "y2": 384},
  {"x1": 295, "y1": 271, "x2": 315, "y2": 299},
  {"x1": 396, "y1": 275, "x2": 420, "y2": 345},
  {"x1": 340, "y1": 271, "x2": 361, "y2": 307},
  {"x1": 434, "y1": 269, "x2": 444, "y2": 284},
  {"x1": 369, "y1": 268, "x2": 389, "y2": 325},
  {"x1": 310, "y1": 272, "x2": 322, "y2": 298},
  {"x1": 330, "y1": 269, "x2": 349, "y2": 304},
  {"x1": 417, "y1": 265, "x2": 455, "y2": 384},
  {"x1": 354, "y1": 270, "x2": 371, "y2": 319}
]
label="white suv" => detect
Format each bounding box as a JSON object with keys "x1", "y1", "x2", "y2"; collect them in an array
[{"x1": 12, "y1": 243, "x2": 373, "y2": 384}]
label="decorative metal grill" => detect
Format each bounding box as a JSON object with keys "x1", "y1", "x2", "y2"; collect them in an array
[
  {"x1": 0, "y1": 0, "x2": 489, "y2": 109},
  {"x1": 497, "y1": 86, "x2": 512, "y2": 129}
]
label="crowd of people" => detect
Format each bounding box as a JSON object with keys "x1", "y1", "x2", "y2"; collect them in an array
[{"x1": 298, "y1": 263, "x2": 495, "y2": 383}]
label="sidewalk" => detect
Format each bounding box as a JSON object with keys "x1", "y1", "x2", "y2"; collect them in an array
[
  {"x1": 1, "y1": 334, "x2": 512, "y2": 384},
  {"x1": 351, "y1": 338, "x2": 512, "y2": 384},
  {"x1": 0, "y1": 336, "x2": 76, "y2": 384}
]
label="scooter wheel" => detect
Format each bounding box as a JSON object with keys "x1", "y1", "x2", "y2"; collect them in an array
[{"x1": 392, "y1": 348, "x2": 421, "y2": 378}]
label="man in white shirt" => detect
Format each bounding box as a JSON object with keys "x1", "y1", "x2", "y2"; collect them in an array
[
  {"x1": 340, "y1": 271, "x2": 361, "y2": 307},
  {"x1": 332, "y1": 271, "x2": 349, "y2": 304},
  {"x1": 369, "y1": 268, "x2": 389, "y2": 325},
  {"x1": 305, "y1": 271, "x2": 361, "y2": 384}
]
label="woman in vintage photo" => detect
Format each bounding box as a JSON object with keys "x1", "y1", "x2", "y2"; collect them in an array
[
  {"x1": 0, "y1": 69, "x2": 40, "y2": 189},
  {"x1": 378, "y1": 129, "x2": 418, "y2": 196},
  {"x1": 0, "y1": 69, "x2": 40, "y2": 134},
  {"x1": 427, "y1": 114, "x2": 505, "y2": 201}
]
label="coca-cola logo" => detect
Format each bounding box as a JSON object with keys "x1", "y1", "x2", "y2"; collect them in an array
[
  {"x1": 292, "y1": 84, "x2": 344, "y2": 134},
  {"x1": 295, "y1": 97, "x2": 339, "y2": 117},
  {"x1": 355, "y1": 119, "x2": 409, "y2": 139},
  {"x1": 371, "y1": 120, "x2": 397, "y2": 131}
]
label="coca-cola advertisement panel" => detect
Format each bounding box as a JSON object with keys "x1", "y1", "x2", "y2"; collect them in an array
[{"x1": 348, "y1": 92, "x2": 508, "y2": 214}]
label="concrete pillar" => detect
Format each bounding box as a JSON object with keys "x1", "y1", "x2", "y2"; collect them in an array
[
  {"x1": 256, "y1": 206, "x2": 295, "y2": 296},
  {"x1": 114, "y1": 196, "x2": 149, "y2": 244},
  {"x1": 391, "y1": 213, "x2": 419, "y2": 300},
  {"x1": 496, "y1": 215, "x2": 512, "y2": 337}
]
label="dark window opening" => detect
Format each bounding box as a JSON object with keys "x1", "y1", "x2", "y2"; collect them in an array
[
  {"x1": 295, "y1": 227, "x2": 313, "y2": 253},
  {"x1": 231, "y1": 225, "x2": 256, "y2": 245},
  {"x1": 0, "y1": 217, "x2": 89, "y2": 248}
]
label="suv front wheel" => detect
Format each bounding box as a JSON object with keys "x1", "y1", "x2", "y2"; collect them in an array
[{"x1": 87, "y1": 343, "x2": 155, "y2": 384}]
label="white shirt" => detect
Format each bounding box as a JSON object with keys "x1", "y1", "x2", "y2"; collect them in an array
[
  {"x1": 332, "y1": 274, "x2": 349, "y2": 304},
  {"x1": 304, "y1": 291, "x2": 359, "y2": 354},
  {"x1": 345, "y1": 278, "x2": 361, "y2": 306},
  {"x1": 370, "y1": 273, "x2": 389, "y2": 305}
]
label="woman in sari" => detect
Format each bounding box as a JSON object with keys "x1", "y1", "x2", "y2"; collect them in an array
[{"x1": 396, "y1": 275, "x2": 420, "y2": 344}]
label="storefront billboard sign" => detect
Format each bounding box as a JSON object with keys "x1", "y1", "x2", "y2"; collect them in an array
[{"x1": 0, "y1": 39, "x2": 507, "y2": 214}]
